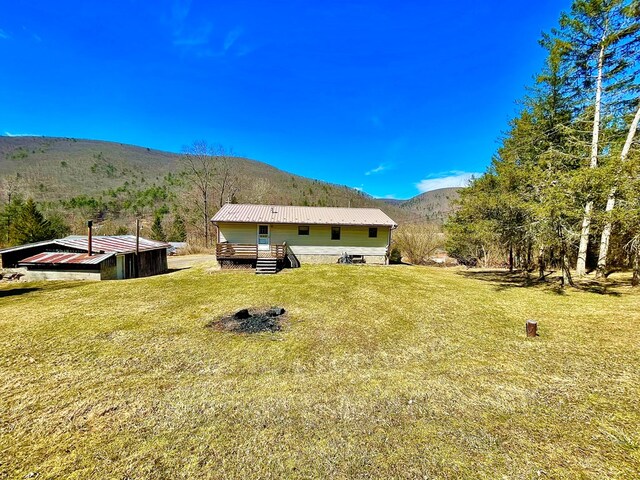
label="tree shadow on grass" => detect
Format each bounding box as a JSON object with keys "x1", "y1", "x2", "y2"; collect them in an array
[
  {"x1": 456, "y1": 269, "x2": 624, "y2": 296},
  {"x1": 0, "y1": 287, "x2": 40, "y2": 298},
  {"x1": 456, "y1": 270, "x2": 537, "y2": 291},
  {"x1": 575, "y1": 278, "x2": 626, "y2": 296}
]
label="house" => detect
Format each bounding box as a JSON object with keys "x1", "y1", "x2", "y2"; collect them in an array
[
  {"x1": 0, "y1": 235, "x2": 169, "y2": 281},
  {"x1": 211, "y1": 204, "x2": 397, "y2": 271}
]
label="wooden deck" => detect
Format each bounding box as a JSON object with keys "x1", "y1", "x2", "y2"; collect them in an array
[{"x1": 215, "y1": 242, "x2": 286, "y2": 260}]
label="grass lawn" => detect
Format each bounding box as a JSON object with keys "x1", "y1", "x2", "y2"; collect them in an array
[{"x1": 1, "y1": 263, "x2": 639, "y2": 479}]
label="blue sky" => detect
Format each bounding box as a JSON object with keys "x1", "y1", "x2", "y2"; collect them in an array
[{"x1": 0, "y1": 0, "x2": 568, "y2": 199}]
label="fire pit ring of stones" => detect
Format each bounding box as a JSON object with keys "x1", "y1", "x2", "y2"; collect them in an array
[{"x1": 208, "y1": 307, "x2": 287, "y2": 333}]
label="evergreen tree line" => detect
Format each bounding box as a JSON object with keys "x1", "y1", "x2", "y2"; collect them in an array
[
  {"x1": 0, "y1": 197, "x2": 70, "y2": 245},
  {"x1": 446, "y1": 0, "x2": 640, "y2": 286},
  {"x1": 0, "y1": 195, "x2": 188, "y2": 247}
]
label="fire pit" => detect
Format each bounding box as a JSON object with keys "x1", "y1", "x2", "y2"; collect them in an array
[{"x1": 209, "y1": 307, "x2": 287, "y2": 333}]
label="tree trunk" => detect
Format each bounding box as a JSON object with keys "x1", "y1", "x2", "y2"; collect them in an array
[
  {"x1": 509, "y1": 244, "x2": 514, "y2": 272},
  {"x1": 562, "y1": 255, "x2": 573, "y2": 287},
  {"x1": 204, "y1": 195, "x2": 209, "y2": 247},
  {"x1": 561, "y1": 252, "x2": 574, "y2": 288},
  {"x1": 576, "y1": 200, "x2": 594, "y2": 275},
  {"x1": 576, "y1": 41, "x2": 605, "y2": 277},
  {"x1": 632, "y1": 250, "x2": 639, "y2": 287},
  {"x1": 538, "y1": 246, "x2": 546, "y2": 281},
  {"x1": 596, "y1": 103, "x2": 640, "y2": 277}
]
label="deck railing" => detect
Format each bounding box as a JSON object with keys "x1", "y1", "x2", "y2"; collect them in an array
[
  {"x1": 216, "y1": 242, "x2": 286, "y2": 260},
  {"x1": 216, "y1": 243, "x2": 258, "y2": 259}
]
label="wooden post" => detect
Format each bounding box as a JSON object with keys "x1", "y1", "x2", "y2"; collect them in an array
[
  {"x1": 526, "y1": 320, "x2": 537, "y2": 338},
  {"x1": 135, "y1": 218, "x2": 140, "y2": 278}
]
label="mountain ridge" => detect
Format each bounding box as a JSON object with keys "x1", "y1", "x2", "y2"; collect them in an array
[{"x1": 0, "y1": 136, "x2": 460, "y2": 232}]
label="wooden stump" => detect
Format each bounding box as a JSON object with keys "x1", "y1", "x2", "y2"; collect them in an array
[{"x1": 526, "y1": 320, "x2": 538, "y2": 337}]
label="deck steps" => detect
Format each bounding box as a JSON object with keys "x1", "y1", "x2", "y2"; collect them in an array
[{"x1": 256, "y1": 258, "x2": 278, "y2": 274}]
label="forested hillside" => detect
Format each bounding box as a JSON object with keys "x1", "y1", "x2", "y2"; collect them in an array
[
  {"x1": 446, "y1": 0, "x2": 640, "y2": 285},
  {"x1": 397, "y1": 187, "x2": 460, "y2": 223},
  {"x1": 0, "y1": 136, "x2": 419, "y2": 246}
]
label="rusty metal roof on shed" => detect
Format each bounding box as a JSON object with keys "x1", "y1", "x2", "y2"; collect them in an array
[
  {"x1": 211, "y1": 204, "x2": 397, "y2": 227},
  {"x1": 57, "y1": 235, "x2": 169, "y2": 254},
  {"x1": 18, "y1": 252, "x2": 114, "y2": 265},
  {"x1": 0, "y1": 235, "x2": 169, "y2": 255}
]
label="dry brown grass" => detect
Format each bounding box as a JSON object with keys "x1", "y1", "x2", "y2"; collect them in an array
[{"x1": 0, "y1": 265, "x2": 639, "y2": 479}]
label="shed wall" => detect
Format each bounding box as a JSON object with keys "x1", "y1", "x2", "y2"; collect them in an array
[
  {"x1": 100, "y1": 256, "x2": 118, "y2": 280},
  {"x1": 120, "y1": 249, "x2": 168, "y2": 278}
]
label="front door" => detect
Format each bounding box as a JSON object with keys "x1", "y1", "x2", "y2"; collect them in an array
[{"x1": 257, "y1": 224, "x2": 270, "y2": 251}]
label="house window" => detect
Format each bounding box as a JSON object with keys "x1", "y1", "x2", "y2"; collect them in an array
[
  {"x1": 331, "y1": 226, "x2": 341, "y2": 240},
  {"x1": 258, "y1": 225, "x2": 269, "y2": 235},
  {"x1": 369, "y1": 227, "x2": 378, "y2": 238},
  {"x1": 298, "y1": 225, "x2": 310, "y2": 235}
]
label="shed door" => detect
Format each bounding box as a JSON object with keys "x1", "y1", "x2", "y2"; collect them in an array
[
  {"x1": 116, "y1": 255, "x2": 124, "y2": 279},
  {"x1": 257, "y1": 225, "x2": 270, "y2": 251}
]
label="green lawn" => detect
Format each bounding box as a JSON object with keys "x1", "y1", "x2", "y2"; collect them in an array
[{"x1": 1, "y1": 263, "x2": 639, "y2": 479}]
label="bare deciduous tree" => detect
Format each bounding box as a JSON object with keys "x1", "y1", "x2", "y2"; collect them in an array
[
  {"x1": 180, "y1": 141, "x2": 239, "y2": 247},
  {"x1": 249, "y1": 178, "x2": 271, "y2": 204},
  {"x1": 1, "y1": 173, "x2": 23, "y2": 204},
  {"x1": 393, "y1": 223, "x2": 443, "y2": 265}
]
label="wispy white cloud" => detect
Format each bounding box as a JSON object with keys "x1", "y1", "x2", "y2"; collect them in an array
[
  {"x1": 21, "y1": 26, "x2": 41, "y2": 42},
  {"x1": 173, "y1": 22, "x2": 213, "y2": 46},
  {"x1": 416, "y1": 171, "x2": 480, "y2": 193},
  {"x1": 4, "y1": 132, "x2": 40, "y2": 137},
  {"x1": 171, "y1": 0, "x2": 192, "y2": 28},
  {"x1": 383, "y1": 194, "x2": 397, "y2": 199},
  {"x1": 352, "y1": 186, "x2": 363, "y2": 192},
  {"x1": 0, "y1": 29, "x2": 10, "y2": 40},
  {"x1": 170, "y1": 0, "x2": 210, "y2": 48},
  {"x1": 223, "y1": 27, "x2": 243, "y2": 51},
  {"x1": 365, "y1": 164, "x2": 388, "y2": 176}
]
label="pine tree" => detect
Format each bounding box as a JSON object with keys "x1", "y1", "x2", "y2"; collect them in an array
[
  {"x1": 150, "y1": 215, "x2": 167, "y2": 242},
  {"x1": 168, "y1": 214, "x2": 187, "y2": 242},
  {"x1": 0, "y1": 196, "x2": 24, "y2": 245},
  {"x1": 597, "y1": 102, "x2": 640, "y2": 275},
  {"x1": 554, "y1": 0, "x2": 640, "y2": 275},
  {"x1": 13, "y1": 198, "x2": 55, "y2": 244}
]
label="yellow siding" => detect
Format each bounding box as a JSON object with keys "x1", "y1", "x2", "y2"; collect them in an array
[
  {"x1": 270, "y1": 224, "x2": 388, "y2": 248},
  {"x1": 217, "y1": 223, "x2": 257, "y2": 244},
  {"x1": 217, "y1": 222, "x2": 391, "y2": 256}
]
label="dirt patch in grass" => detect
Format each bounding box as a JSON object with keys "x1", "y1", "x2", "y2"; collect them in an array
[{"x1": 209, "y1": 307, "x2": 287, "y2": 333}]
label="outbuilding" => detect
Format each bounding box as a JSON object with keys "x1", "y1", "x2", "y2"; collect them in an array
[{"x1": 0, "y1": 235, "x2": 169, "y2": 281}]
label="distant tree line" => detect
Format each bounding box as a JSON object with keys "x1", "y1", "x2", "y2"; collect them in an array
[
  {"x1": 446, "y1": 0, "x2": 640, "y2": 286},
  {"x1": 0, "y1": 138, "x2": 389, "y2": 249}
]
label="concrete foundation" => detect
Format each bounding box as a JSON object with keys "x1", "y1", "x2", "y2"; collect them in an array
[
  {"x1": 25, "y1": 270, "x2": 102, "y2": 281},
  {"x1": 296, "y1": 254, "x2": 387, "y2": 265}
]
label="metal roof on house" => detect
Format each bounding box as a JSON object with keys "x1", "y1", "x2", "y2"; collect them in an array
[
  {"x1": 211, "y1": 204, "x2": 398, "y2": 227},
  {"x1": 0, "y1": 235, "x2": 169, "y2": 255},
  {"x1": 18, "y1": 252, "x2": 114, "y2": 266}
]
